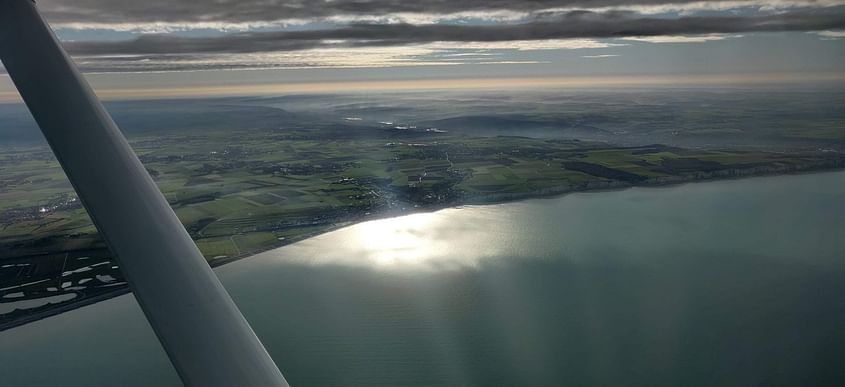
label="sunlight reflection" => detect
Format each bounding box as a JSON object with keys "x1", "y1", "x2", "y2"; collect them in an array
[
  {"x1": 272, "y1": 207, "x2": 520, "y2": 271},
  {"x1": 355, "y1": 212, "x2": 440, "y2": 268}
]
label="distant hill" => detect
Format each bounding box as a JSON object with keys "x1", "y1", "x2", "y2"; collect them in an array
[
  {"x1": 419, "y1": 114, "x2": 611, "y2": 138},
  {"x1": 0, "y1": 98, "x2": 310, "y2": 143}
]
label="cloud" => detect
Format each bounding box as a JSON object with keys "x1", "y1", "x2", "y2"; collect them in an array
[
  {"x1": 581, "y1": 54, "x2": 621, "y2": 58},
  {"x1": 4, "y1": 4, "x2": 838, "y2": 74},
  {"x1": 477, "y1": 60, "x2": 552, "y2": 64},
  {"x1": 426, "y1": 40, "x2": 623, "y2": 51},
  {"x1": 572, "y1": 0, "x2": 845, "y2": 15},
  {"x1": 36, "y1": 0, "x2": 845, "y2": 30},
  {"x1": 69, "y1": 46, "x2": 463, "y2": 73},
  {"x1": 61, "y1": 10, "x2": 845, "y2": 57},
  {"x1": 66, "y1": 40, "x2": 614, "y2": 73},
  {"x1": 622, "y1": 34, "x2": 743, "y2": 43},
  {"x1": 814, "y1": 29, "x2": 845, "y2": 39}
]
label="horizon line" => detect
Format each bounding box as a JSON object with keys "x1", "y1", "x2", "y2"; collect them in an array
[{"x1": 1, "y1": 72, "x2": 844, "y2": 102}]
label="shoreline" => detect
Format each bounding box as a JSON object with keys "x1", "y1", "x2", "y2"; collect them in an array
[
  {"x1": 2, "y1": 160, "x2": 843, "y2": 331},
  {"x1": 221, "y1": 158, "x2": 845, "y2": 263}
]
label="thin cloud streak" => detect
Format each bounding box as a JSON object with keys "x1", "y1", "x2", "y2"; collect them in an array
[
  {"x1": 36, "y1": 0, "x2": 845, "y2": 28},
  {"x1": 815, "y1": 30, "x2": 845, "y2": 38},
  {"x1": 622, "y1": 34, "x2": 743, "y2": 43},
  {"x1": 61, "y1": 11, "x2": 845, "y2": 57}
]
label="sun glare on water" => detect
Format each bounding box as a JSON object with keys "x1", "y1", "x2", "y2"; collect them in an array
[
  {"x1": 354, "y1": 213, "x2": 442, "y2": 268},
  {"x1": 270, "y1": 207, "x2": 518, "y2": 271}
]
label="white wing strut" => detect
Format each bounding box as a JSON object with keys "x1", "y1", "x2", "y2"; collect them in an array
[{"x1": 0, "y1": 1, "x2": 290, "y2": 386}]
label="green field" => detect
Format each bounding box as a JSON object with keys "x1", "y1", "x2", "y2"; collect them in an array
[
  {"x1": 1, "y1": 124, "x2": 842, "y2": 326},
  {"x1": 2, "y1": 128, "x2": 841, "y2": 262}
]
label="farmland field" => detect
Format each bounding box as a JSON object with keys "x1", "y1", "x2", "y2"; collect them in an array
[{"x1": 1, "y1": 91, "x2": 843, "y2": 327}]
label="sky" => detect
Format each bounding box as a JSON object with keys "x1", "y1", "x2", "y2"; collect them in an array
[{"x1": 1, "y1": 0, "x2": 844, "y2": 99}]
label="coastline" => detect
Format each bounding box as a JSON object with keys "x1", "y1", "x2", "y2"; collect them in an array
[
  {"x1": 217, "y1": 157, "x2": 845, "y2": 264},
  {"x1": 2, "y1": 159, "x2": 843, "y2": 331},
  {"x1": 127, "y1": 157, "x2": 845, "y2": 271}
]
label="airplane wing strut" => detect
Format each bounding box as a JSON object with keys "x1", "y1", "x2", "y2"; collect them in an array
[{"x1": 0, "y1": 1, "x2": 290, "y2": 386}]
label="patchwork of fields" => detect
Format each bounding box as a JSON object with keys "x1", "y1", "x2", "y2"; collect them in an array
[{"x1": 1, "y1": 93, "x2": 843, "y2": 327}]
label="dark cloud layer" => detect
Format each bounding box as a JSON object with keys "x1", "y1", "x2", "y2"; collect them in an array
[
  {"x1": 35, "y1": 0, "x2": 842, "y2": 25},
  {"x1": 63, "y1": 10, "x2": 845, "y2": 56}
]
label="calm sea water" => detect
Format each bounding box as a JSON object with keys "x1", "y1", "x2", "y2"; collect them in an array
[{"x1": 2, "y1": 171, "x2": 844, "y2": 386}]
